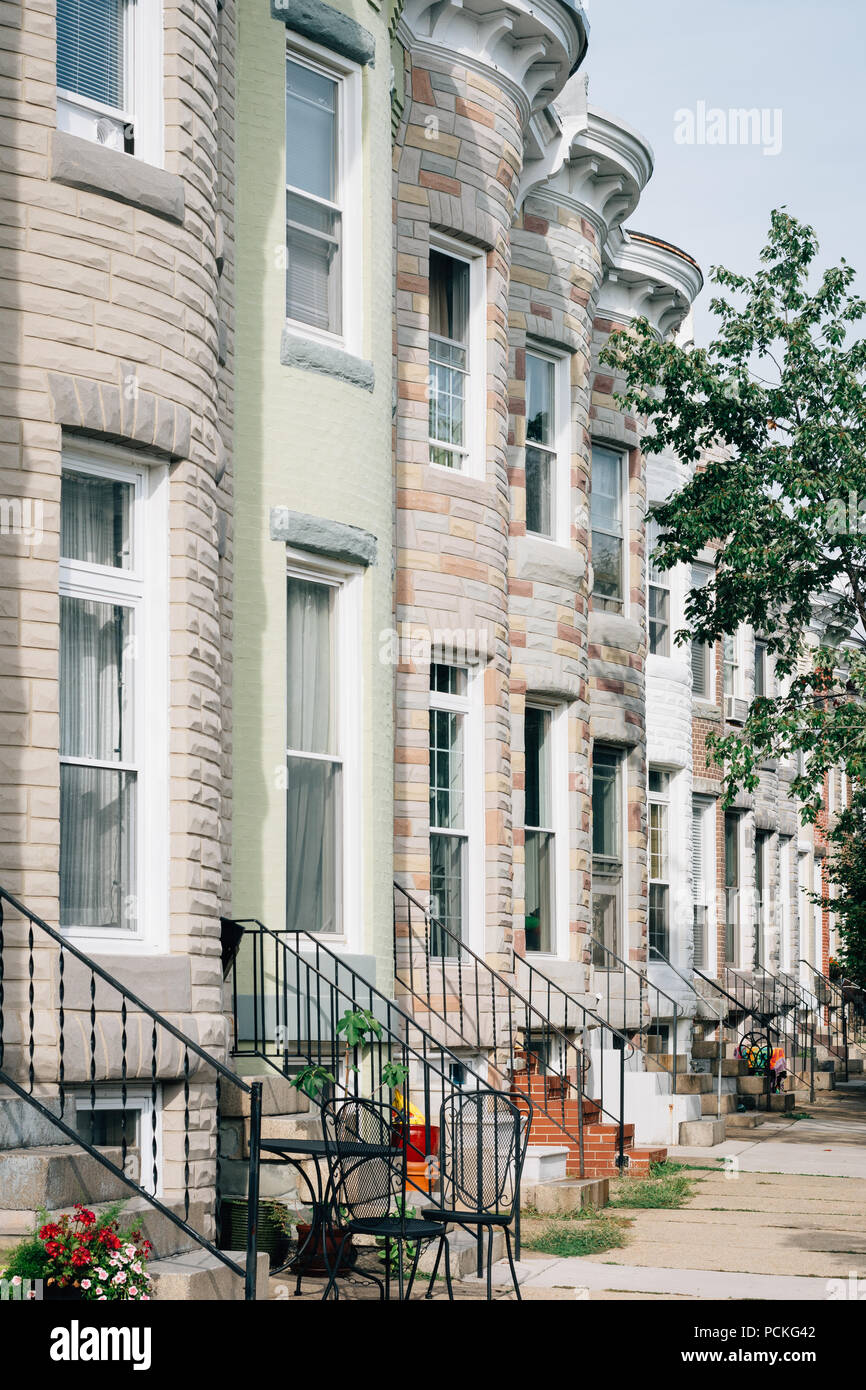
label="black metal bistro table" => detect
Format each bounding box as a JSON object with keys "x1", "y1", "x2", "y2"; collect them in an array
[{"x1": 259, "y1": 1136, "x2": 401, "y2": 1300}]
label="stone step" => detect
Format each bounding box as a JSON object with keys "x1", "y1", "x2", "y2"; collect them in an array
[
  {"x1": 220, "y1": 1074, "x2": 312, "y2": 1119},
  {"x1": 0, "y1": 1195, "x2": 208, "y2": 1259},
  {"x1": 700, "y1": 1091, "x2": 740, "y2": 1115},
  {"x1": 644, "y1": 1054, "x2": 692, "y2": 1073},
  {"x1": 691, "y1": 1039, "x2": 720, "y2": 1060},
  {"x1": 845, "y1": 1058, "x2": 864, "y2": 1075},
  {"x1": 220, "y1": 1110, "x2": 323, "y2": 1161},
  {"x1": 521, "y1": 1175, "x2": 608, "y2": 1215},
  {"x1": 672, "y1": 1073, "x2": 713, "y2": 1095},
  {"x1": 707, "y1": 1057, "x2": 750, "y2": 1077},
  {"x1": 0, "y1": 1144, "x2": 132, "y2": 1210},
  {"x1": 0, "y1": 1099, "x2": 76, "y2": 1152},
  {"x1": 150, "y1": 1247, "x2": 270, "y2": 1301},
  {"x1": 416, "y1": 1226, "x2": 505, "y2": 1281},
  {"x1": 677, "y1": 1118, "x2": 726, "y2": 1146},
  {"x1": 724, "y1": 1113, "x2": 766, "y2": 1131}
]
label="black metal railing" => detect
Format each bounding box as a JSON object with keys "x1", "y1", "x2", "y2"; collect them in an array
[
  {"x1": 596, "y1": 936, "x2": 683, "y2": 1074},
  {"x1": 393, "y1": 883, "x2": 644, "y2": 1176},
  {"x1": 695, "y1": 964, "x2": 815, "y2": 1106},
  {"x1": 229, "y1": 917, "x2": 510, "y2": 1197},
  {"x1": 0, "y1": 885, "x2": 263, "y2": 1299},
  {"x1": 648, "y1": 947, "x2": 725, "y2": 1120},
  {"x1": 799, "y1": 960, "x2": 849, "y2": 1078}
]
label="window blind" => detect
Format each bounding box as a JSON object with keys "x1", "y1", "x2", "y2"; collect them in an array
[{"x1": 56, "y1": 0, "x2": 128, "y2": 111}]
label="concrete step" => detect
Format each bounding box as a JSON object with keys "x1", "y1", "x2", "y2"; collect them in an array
[
  {"x1": 522, "y1": 1146, "x2": 569, "y2": 1185},
  {"x1": 845, "y1": 1058, "x2": 864, "y2": 1075},
  {"x1": 691, "y1": 1039, "x2": 720, "y2": 1060},
  {"x1": 707, "y1": 1057, "x2": 750, "y2": 1077},
  {"x1": 416, "y1": 1226, "x2": 505, "y2": 1281},
  {"x1": 521, "y1": 1175, "x2": 609, "y2": 1215},
  {"x1": 724, "y1": 1113, "x2": 766, "y2": 1131},
  {"x1": 0, "y1": 1195, "x2": 208, "y2": 1260},
  {"x1": 677, "y1": 1118, "x2": 726, "y2": 1146},
  {"x1": 150, "y1": 1248, "x2": 270, "y2": 1301},
  {"x1": 220, "y1": 1074, "x2": 312, "y2": 1119},
  {"x1": 645, "y1": 1054, "x2": 692, "y2": 1073},
  {"x1": 0, "y1": 1144, "x2": 133, "y2": 1210}
]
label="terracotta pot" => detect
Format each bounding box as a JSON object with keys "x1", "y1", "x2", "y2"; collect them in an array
[{"x1": 294, "y1": 1223, "x2": 355, "y2": 1275}]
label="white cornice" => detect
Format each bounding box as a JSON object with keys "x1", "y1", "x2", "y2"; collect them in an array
[
  {"x1": 524, "y1": 101, "x2": 653, "y2": 241},
  {"x1": 597, "y1": 225, "x2": 704, "y2": 340},
  {"x1": 399, "y1": 0, "x2": 589, "y2": 124}
]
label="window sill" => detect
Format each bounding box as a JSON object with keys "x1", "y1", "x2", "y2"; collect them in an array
[
  {"x1": 52, "y1": 130, "x2": 185, "y2": 223},
  {"x1": 588, "y1": 608, "x2": 642, "y2": 655},
  {"x1": 280, "y1": 328, "x2": 374, "y2": 392},
  {"x1": 512, "y1": 533, "x2": 585, "y2": 589}
]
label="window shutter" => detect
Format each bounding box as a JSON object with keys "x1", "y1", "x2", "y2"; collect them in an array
[
  {"x1": 691, "y1": 805, "x2": 703, "y2": 902},
  {"x1": 56, "y1": 0, "x2": 127, "y2": 110},
  {"x1": 691, "y1": 640, "x2": 707, "y2": 697}
]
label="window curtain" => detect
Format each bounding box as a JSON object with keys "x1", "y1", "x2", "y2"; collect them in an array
[
  {"x1": 286, "y1": 578, "x2": 339, "y2": 933},
  {"x1": 59, "y1": 596, "x2": 133, "y2": 930}
]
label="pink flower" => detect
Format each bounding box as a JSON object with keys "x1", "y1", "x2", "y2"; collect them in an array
[
  {"x1": 80, "y1": 1280, "x2": 91, "y2": 1291},
  {"x1": 112, "y1": 1270, "x2": 127, "y2": 1285},
  {"x1": 95, "y1": 1267, "x2": 109, "y2": 1282},
  {"x1": 10, "y1": 1276, "x2": 21, "y2": 1286}
]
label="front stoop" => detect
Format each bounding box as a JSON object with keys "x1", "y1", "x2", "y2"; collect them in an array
[
  {"x1": 522, "y1": 1176, "x2": 609, "y2": 1214},
  {"x1": 149, "y1": 1249, "x2": 270, "y2": 1301}
]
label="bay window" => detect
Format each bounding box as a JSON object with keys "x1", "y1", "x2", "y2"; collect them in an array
[
  {"x1": 690, "y1": 562, "x2": 713, "y2": 699},
  {"x1": 591, "y1": 445, "x2": 625, "y2": 612},
  {"x1": 60, "y1": 451, "x2": 167, "y2": 947},
  {"x1": 56, "y1": 0, "x2": 162, "y2": 163},
  {"x1": 647, "y1": 519, "x2": 671, "y2": 656},
  {"x1": 591, "y1": 746, "x2": 622, "y2": 966},
  {"x1": 429, "y1": 664, "x2": 470, "y2": 953},
  {"x1": 648, "y1": 769, "x2": 670, "y2": 958},
  {"x1": 525, "y1": 349, "x2": 567, "y2": 540},
  {"x1": 428, "y1": 250, "x2": 471, "y2": 469},
  {"x1": 524, "y1": 706, "x2": 555, "y2": 953}
]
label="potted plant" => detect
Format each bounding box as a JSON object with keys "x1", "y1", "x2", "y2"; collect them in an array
[
  {"x1": 271, "y1": 1203, "x2": 356, "y2": 1276},
  {"x1": 3, "y1": 1202, "x2": 152, "y2": 1301},
  {"x1": 220, "y1": 1197, "x2": 291, "y2": 1270}
]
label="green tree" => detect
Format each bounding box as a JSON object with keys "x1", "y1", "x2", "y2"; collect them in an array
[
  {"x1": 824, "y1": 790, "x2": 866, "y2": 990},
  {"x1": 602, "y1": 210, "x2": 866, "y2": 819}
]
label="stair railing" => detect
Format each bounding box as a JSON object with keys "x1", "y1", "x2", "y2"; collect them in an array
[
  {"x1": 648, "y1": 948, "x2": 724, "y2": 1121},
  {"x1": 393, "y1": 882, "x2": 642, "y2": 1176},
  {"x1": 592, "y1": 936, "x2": 684, "y2": 1082},
  {"x1": 798, "y1": 961, "x2": 848, "y2": 1079},
  {"x1": 0, "y1": 884, "x2": 263, "y2": 1300},
  {"x1": 695, "y1": 964, "x2": 815, "y2": 1105}
]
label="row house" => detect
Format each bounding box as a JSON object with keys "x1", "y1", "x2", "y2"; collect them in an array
[{"x1": 0, "y1": 0, "x2": 855, "y2": 1295}]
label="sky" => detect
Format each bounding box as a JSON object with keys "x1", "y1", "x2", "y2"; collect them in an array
[{"x1": 582, "y1": 0, "x2": 866, "y2": 343}]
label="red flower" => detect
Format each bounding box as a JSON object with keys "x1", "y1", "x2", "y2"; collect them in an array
[
  {"x1": 39, "y1": 1223, "x2": 61, "y2": 1241},
  {"x1": 98, "y1": 1229, "x2": 122, "y2": 1251},
  {"x1": 74, "y1": 1206, "x2": 96, "y2": 1226},
  {"x1": 44, "y1": 1241, "x2": 63, "y2": 1259},
  {"x1": 70, "y1": 1248, "x2": 92, "y2": 1268}
]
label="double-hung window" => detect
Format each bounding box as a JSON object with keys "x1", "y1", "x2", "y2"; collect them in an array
[
  {"x1": 724, "y1": 812, "x2": 740, "y2": 964},
  {"x1": 59, "y1": 453, "x2": 167, "y2": 946},
  {"x1": 591, "y1": 746, "x2": 622, "y2": 966},
  {"x1": 429, "y1": 664, "x2": 469, "y2": 953},
  {"x1": 428, "y1": 250, "x2": 471, "y2": 469},
  {"x1": 284, "y1": 46, "x2": 360, "y2": 345},
  {"x1": 591, "y1": 445, "x2": 625, "y2": 612},
  {"x1": 754, "y1": 640, "x2": 769, "y2": 698},
  {"x1": 524, "y1": 706, "x2": 555, "y2": 953},
  {"x1": 56, "y1": 0, "x2": 162, "y2": 162},
  {"x1": 525, "y1": 350, "x2": 567, "y2": 539},
  {"x1": 779, "y1": 836, "x2": 793, "y2": 972},
  {"x1": 690, "y1": 562, "x2": 713, "y2": 699},
  {"x1": 648, "y1": 769, "x2": 670, "y2": 959},
  {"x1": 692, "y1": 798, "x2": 710, "y2": 969},
  {"x1": 723, "y1": 633, "x2": 739, "y2": 698},
  {"x1": 286, "y1": 569, "x2": 361, "y2": 936},
  {"x1": 754, "y1": 830, "x2": 769, "y2": 968},
  {"x1": 647, "y1": 519, "x2": 671, "y2": 656}
]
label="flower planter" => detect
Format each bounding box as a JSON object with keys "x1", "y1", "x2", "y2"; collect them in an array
[
  {"x1": 294, "y1": 1223, "x2": 355, "y2": 1275},
  {"x1": 222, "y1": 1199, "x2": 290, "y2": 1270}
]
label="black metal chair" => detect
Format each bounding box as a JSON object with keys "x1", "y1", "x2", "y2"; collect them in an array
[
  {"x1": 320, "y1": 1097, "x2": 444, "y2": 1300},
  {"x1": 422, "y1": 1090, "x2": 531, "y2": 1301}
]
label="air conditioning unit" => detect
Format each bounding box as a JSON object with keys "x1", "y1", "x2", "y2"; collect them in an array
[{"x1": 724, "y1": 696, "x2": 748, "y2": 725}]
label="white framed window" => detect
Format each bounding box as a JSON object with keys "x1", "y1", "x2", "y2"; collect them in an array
[
  {"x1": 797, "y1": 851, "x2": 811, "y2": 974},
  {"x1": 723, "y1": 632, "x2": 741, "y2": 698},
  {"x1": 284, "y1": 39, "x2": 362, "y2": 351},
  {"x1": 285, "y1": 553, "x2": 362, "y2": 944},
  {"x1": 691, "y1": 797, "x2": 712, "y2": 970},
  {"x1": 591, "y1": 444, "x2": 626, "y2": 614},
  {"x1": 690, "y1": 562, "x2": 714, "y2": 700},
  {"x1": 754, "y1": 830, "x2": 770, "y2": 968},
  {"x1": 647, "y1": 518, "x2": 671, "y2": 657},
  {"x1": 525, "y1": 347, "x2": 570, "y2": 544},
  {"x1": 779, "y1": 835, "x2": 794, "y2": 972},
  {"x1": 523, "y1": 702, "x2": 567, "y2": 955},
  {"x1": 428, "y1": 662, "x2": 483, "y2": 954},
  {"x1": 648, "y1": 769, "x2": 671, "y2": 959},
  {"x1": 754, "y1": 639, "x2": 770, "y2": 698},
  {"x1": 723, "y1": 811, "x2": 741, "y2": 964},
  {"x1": 59, "y1": 446, "x2": 168, "y2": 953},
  {"x1": 428, "y1": 237, "x2": 485, "y2": 474},
  {"x1": 841, "y1": 767, "x2": 849, "y2": 807},
  {"x1": 74, "y1": 1085, "x2": 162, "y2": 1196},
  {"x1": 591, "y1": 745, "x2": 623, "y2": 967},
  {"x1": 827, "y1": 767, "x2": 837, "y2": 815},
  {"x1": 56, "y1": 0, "x2": 164, "y2": 165}
]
